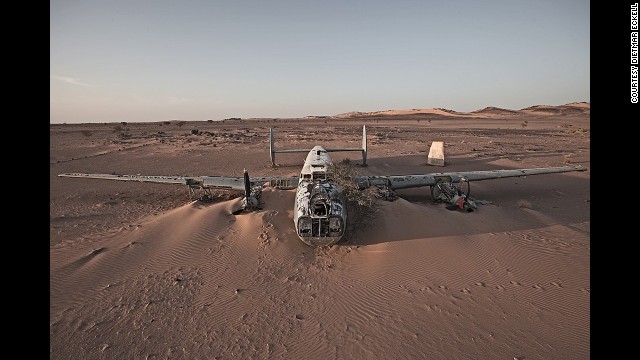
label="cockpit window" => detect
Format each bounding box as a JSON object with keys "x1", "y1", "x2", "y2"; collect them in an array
[{"x1": 313, "y1": 172, "x2": 326, "y2": 181}]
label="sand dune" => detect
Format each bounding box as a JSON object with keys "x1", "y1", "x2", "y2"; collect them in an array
[
  {"x1": 51, "y1": 110, "x2": 589, "y2": 359},
  {"x1": 51, "y1": 190, "x2": 589, "y2": 359},
  {"x1": 331, "y1": 102, "x2": 589, "y2": 120}
]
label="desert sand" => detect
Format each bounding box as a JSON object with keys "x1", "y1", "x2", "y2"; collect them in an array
[{"x1": 50, "y1": 103, "x2": 590, "y2": 359}]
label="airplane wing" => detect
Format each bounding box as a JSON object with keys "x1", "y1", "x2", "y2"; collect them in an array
[
  {"x1": 58, "y1": 173, "x2": 299, "y2": 190},
  {"x1": 352, "y1": 165, "x2": 586, "y2": 190}
]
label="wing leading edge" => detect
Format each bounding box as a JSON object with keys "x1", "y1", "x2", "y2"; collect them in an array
[
  {"x1": 58, "y1": 173, "x2": 299, "y2": 191},
  {"x1": 59, "y1": 164, "x2": 584, "y2": 193},
  {"x1": 353, "y1": 165, "x2": 585, "y2": 190}
]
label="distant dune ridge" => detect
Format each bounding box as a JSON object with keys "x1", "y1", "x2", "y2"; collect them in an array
[
  {"x1": 329, "y1": 102, "x2": 589, "y2": 119},
  {"x1": 51, "y1": 107, "x2": 589, "y2": 359}
]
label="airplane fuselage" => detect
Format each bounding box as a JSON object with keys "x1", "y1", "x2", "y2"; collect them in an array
[{"x1": 293, "y1": 146, "x2": 347, "y2": 246}]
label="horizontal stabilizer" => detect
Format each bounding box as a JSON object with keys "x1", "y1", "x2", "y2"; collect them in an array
[{"x1": 269, "y1": 125, "x2": 367, "y2": 166}]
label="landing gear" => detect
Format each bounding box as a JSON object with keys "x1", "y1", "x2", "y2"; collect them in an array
[
  {"x1": 430, "y1": 177, "x2": 477, "y2": 212},
  {"x1": 188, "y1": 185, "x2": 212, "y2": 200},
  {"x1": 240, "y1": 186, "x2": 262, "y2": 211},
  {"x1": 232, "y1": 169, "x2": 263, "y2": 215}
]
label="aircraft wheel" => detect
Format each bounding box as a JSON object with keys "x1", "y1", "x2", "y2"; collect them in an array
[{"x1": 430, "y1": 180, "x2": 443, "y2": 200}]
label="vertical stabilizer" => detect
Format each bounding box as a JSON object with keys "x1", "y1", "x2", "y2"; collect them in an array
[
  {"x1": 270, "y1": 128, "x2": 276, "y2": 166},
  {"x1": 362, "y1": 125, "x2": 368, "y2": 166}
]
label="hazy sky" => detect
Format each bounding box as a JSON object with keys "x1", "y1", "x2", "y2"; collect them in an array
[{"x1": 50, "y1": 0, "x2": 590, "y2": 123}]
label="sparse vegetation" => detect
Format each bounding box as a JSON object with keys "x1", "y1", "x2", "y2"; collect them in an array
[
  {"x1": 191, "y1": 129, "x2": 201, "y2": 135},
  {"x1": 564, "y1": 154, "x2": 573, "y2": 164},
  {"x1": 176, "y1": 121, "x2": 187, "y2": 127},
  {"x1": 517, "y1": 200, "x2": 532, "y2": 209},
  {"x1": 112, "y1": 125, "x2": 131, "y2": 138},
  {"x1": 80, "y1": 130, "x2": 92, "y2": 137},
  {"x1": 330, "y1": 160, "x2": 380, "y2": 241}
]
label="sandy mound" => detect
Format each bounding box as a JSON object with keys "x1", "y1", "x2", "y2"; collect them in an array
[
  {"x1": 520, "y1": 103, "x2": 590, "y2": 116},
  {"x1": 331, "y1": 103, "x2": 589, "y2": 120},
  {"x1": 470, "y1": 106, "x2": 521, "y2": 116},
  {"x1": 51, "y1": 190, "x2": 589, "y2": 359}
]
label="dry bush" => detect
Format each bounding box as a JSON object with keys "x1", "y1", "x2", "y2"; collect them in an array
[
  {"x1": 330, "y1": 160, "x2": 380, "y2": 241},
  {"x1": 517, "y1": 200, "x2": 532, "y2": 209},
  {"x1": 564, "y1": 154, "x2": 573, "y2": 164},
  {"x1": 112, "y1": 125, "x2": 131, "y2": 138}
]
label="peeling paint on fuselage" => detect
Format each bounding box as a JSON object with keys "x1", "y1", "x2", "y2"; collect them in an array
[{"x1": 294, "y1": 146, "x2": 347, "y2": 246}]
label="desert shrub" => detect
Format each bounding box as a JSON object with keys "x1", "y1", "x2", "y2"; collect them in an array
[
  {"x1": 191, "y1": 129, "x2": 201, "y2": 135},
  {"x1": 518, "y1": 200, "x2": 532, "y2": 209},
  {"x1": 329, "y1": 160, "x2": 380, "y2": 241},
  {"x1": 564, "y1": 154, "x2": 573, "y2": 164},
  {"x1": 176, "y1": 121, "x2": 186, "y2": 127}
]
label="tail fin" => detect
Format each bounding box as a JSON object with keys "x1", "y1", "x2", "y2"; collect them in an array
[
  {"x1": 270, "y1": 128, "x2": 276, "y2": 166},
  {"x1": 361, "y1": 125, "x2": 367, "y2": 166}
]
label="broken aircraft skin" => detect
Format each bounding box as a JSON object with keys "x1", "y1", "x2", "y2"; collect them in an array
[
  {"x1": 294, "y1": 146, "x2": 347, "y2": 246},
  {"x1": 58, "y1": 125, "x2": 586, "y2": 247}
]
